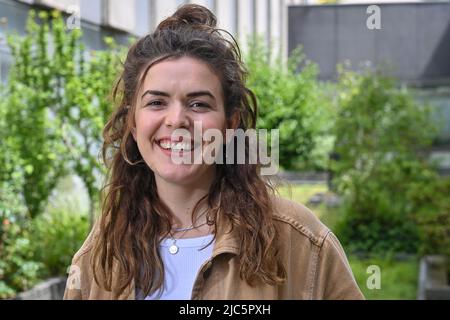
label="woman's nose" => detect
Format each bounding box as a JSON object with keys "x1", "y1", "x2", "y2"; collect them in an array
[{"x1": 164, "y1": 103, "x2": 189, "y2": 128}]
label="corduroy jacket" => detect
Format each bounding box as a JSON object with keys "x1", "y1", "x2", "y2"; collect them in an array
[{"x1": 63, "y1": 196, "x2": 364, "y2": 300}]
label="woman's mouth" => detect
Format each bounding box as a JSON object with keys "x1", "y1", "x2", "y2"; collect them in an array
[{"x1": 155, "y1": 138, "x2": 196, "y2": 156}]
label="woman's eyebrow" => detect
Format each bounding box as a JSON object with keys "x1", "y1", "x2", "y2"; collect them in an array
[
  {"x1": 141, "y1": 90, "x2": 215, "y2": 100},
  {"x1": 186, "y1": 91, "x2": 216, "y2": 100},
  {"x1": 141, "y1": 90, "x2": 170, "y2": 99}
]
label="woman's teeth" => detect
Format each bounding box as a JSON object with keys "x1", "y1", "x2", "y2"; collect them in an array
[{"x1": 159, "y1": 140, "x2": 192, "y2": 151}]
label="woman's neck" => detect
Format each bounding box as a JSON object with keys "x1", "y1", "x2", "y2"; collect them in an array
[{"x1": 155, "y1": 175, "x2": 214, "y2": 229}]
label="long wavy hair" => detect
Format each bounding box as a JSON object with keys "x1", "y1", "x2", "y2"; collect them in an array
[{"x1": 92, "y1": 4, "x2": 286, "y2": 297}]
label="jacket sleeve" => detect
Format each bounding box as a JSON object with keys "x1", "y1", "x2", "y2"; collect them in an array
[
  {"x1": 313, "y1": 231, "x2": 365, "y2": 300},
  {"x1": 63, "y1": 223, "x2": 98, "y2": 300}
]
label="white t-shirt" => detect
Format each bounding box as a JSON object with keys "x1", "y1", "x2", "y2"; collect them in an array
[{"x1": 139, "y1": 234, "x2": 215, "y2": 300}]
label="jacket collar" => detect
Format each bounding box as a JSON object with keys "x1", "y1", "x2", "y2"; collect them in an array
[{"x1": 114, "y1": 207, "x2": 240, "y2": 300}]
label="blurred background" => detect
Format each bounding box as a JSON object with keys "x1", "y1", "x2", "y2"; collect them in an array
[{"x1": 0, "y1": 0, "x2": 449, "y2": 300}]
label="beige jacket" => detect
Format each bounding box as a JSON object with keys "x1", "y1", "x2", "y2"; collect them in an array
[{"x1": 63, "y1": 196, "x2": 364, "y2": 300}]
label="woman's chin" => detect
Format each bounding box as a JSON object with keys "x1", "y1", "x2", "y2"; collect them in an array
[{"x1": 154, "y1": 165, "x2": 202, "y2": 185}]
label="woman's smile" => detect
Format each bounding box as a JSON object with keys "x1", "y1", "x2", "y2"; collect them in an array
[{"x1": 155, "y1": 137, "x2": 196, "y2": 157}]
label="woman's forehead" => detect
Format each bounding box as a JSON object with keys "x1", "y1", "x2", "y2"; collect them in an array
[{"x1": 140, "y1": 56, "x2": 223, "y2": 97}]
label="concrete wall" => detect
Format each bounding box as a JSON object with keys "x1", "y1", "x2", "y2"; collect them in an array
[
  {"x1": 1, "y1": 0, "x2": 297, "y2": 54},
  {"x1": 288, "y1": 3, "x2": 450, "y2": 85},
  {"x1": 16, "y1": 277, "x2": 67, "y2": 300},
  {"x1": 215, "y1": 0, "x2": 237, "y2": 35}
]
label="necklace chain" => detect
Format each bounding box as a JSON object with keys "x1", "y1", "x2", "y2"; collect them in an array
[
  {"x1": 168, "y1": 209, "x2": 209, "y2": 255},
  {"x1": 172, "y1": 220, "x2": 208, "y2": 232},
  {"x1": 167, "y1": 191, "x2": 222, "y2": 255}
]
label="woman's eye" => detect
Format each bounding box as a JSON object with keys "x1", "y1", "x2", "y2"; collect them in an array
[
  {"x1": 146, "y1": 100, "x2": 164, "y2": 108},
  {"x1": 191, "y1": 102, "x2": 210, "y2": 110}
]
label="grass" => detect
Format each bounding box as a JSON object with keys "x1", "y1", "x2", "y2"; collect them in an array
[
  {"x1": 276, "y1": 183, "x2": 328, "y2": 204},
  {"x1": 349, "y1": 256, "x2": 419, "y2": 300},
  {"x1": 276, "y1": 183, "x2": 339, "y2": 230},
  {"x1": 276, "y1": 183, "x2": 419, "y2": 300}
]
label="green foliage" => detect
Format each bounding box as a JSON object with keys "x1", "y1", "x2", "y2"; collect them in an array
[
  {"x1": 0, "y1": 183, "x2": 43, "y2": 299},
  {"x1": 349, "y1": 255, "x2": 419, "y2": 300},
  {"x1": 62, "y1": 36, "x2": 125, "y2": 211},
  {"x1": 245, "y1": 38, "x2": 334, "y2": 171},
  {"x1": 332, "y1": 66, "x2": 436, "y2": 174},
  {"x1": 408, "y1": 177, "x2": 450, "y2": 258},
  {"x1": 332, "y1": 66, "x2": 439, "y2": 254},
  {"x1": 0, "y1": 97, "x2": 40, "y2": 297},
  {"x1": 0, "y1": 9, "x2": 125, "y2": 297},
  {"x1": 1, "y1": 10, "x2": 125, "y2": 220},
  {"x1": 0, "y1": 182, "x2": 89, "y2": 298},
  {"x1": 1, "y1": 11, "x2": 69, "y2": 218},
  {"x1": 30, "y1": 206, "x2": 89, "y2": 277}
]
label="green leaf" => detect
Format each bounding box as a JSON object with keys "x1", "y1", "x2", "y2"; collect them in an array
[{"x1": 24, "y1": 164, "x2": 34, "y2": 175}]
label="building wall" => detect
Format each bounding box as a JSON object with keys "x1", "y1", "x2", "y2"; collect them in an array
[
  {"x1": 1, "y1": 0, "x2": 300, "y2": 81},
  {"x1": 1, "y1": 0, "x2": 297, "y2": 51},
  {"x1": 288, "y1": 3, "x2": 450, "y2": 84},
  {"x1": 287, "y1": 2, "x2": 450, "y2": 171},
  {"x1": 215, "y1": 0, "x2": 237, "y2": 35}
]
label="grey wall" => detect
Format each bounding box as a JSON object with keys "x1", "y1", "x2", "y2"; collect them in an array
[
  {"x1": 0, "y1": 0, "x2": 131, "y2": 83},
  {"x1": 288, "y1": 3, "x2": 450, "y2": 85},
  {"x1": 0, "y1": 0, "x2": 132, "y2": 50},
  {"x1": 0, "y1": 0, "x2": 131, "y2": 82}
]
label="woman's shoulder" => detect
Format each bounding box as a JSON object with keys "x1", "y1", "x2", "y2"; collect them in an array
[
  {"x1": 71, "y1": 219, "x2": 101, "y2": 264},
  {"x1": 64, "y1": 220, "x2": 101, "y2": 299},
  {"x1": 270, "y1": 194, "x2": 331, "y2": 247}
]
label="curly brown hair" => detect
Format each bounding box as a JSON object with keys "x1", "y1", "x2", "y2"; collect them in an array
[{"x1": 92, "y1": 4, "x2": 286, "y2": 297}]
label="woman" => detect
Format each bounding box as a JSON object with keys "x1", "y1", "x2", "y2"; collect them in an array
[{"x1": 64, "y1": 4, "x2": 363, "y2": 300}]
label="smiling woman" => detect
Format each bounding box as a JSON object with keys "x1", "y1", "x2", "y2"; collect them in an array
[{"x1": 63, "y1": 4, "x2": 364, "y2": 300}]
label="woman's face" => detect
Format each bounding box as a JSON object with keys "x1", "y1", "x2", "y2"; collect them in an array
[{"x1": 132, "y1": 56, "x2": 227, "y2": 187}]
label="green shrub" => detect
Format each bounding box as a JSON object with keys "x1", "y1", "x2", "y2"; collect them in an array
[
  {"x1": 332, "y1": 67, "x2": 439, "y2": 254},
  {"x1": 1, "y1": 10, "x2": 125, "y2": 222},
  {"x1": 30, "y1": 207, "x2": 89, "y2": 277},
  {"x1": 0, "y1": 9, "x2": 120, "y2": 297},
  {"x1": 0, "y1": 183, "x2": 43, "y2": 299},
  {"x1": 409, "y1": 177, "x2": 450, "y2": 258},
  {"x1": 3, "y1": 11, "x2": 72, "y2": 218},
  {"x1": 0, "y1": 178, "x2": 89, "y2": 298},
  {"x1": 245, "y1": 38, "x2": 334, "y2": 171}
]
